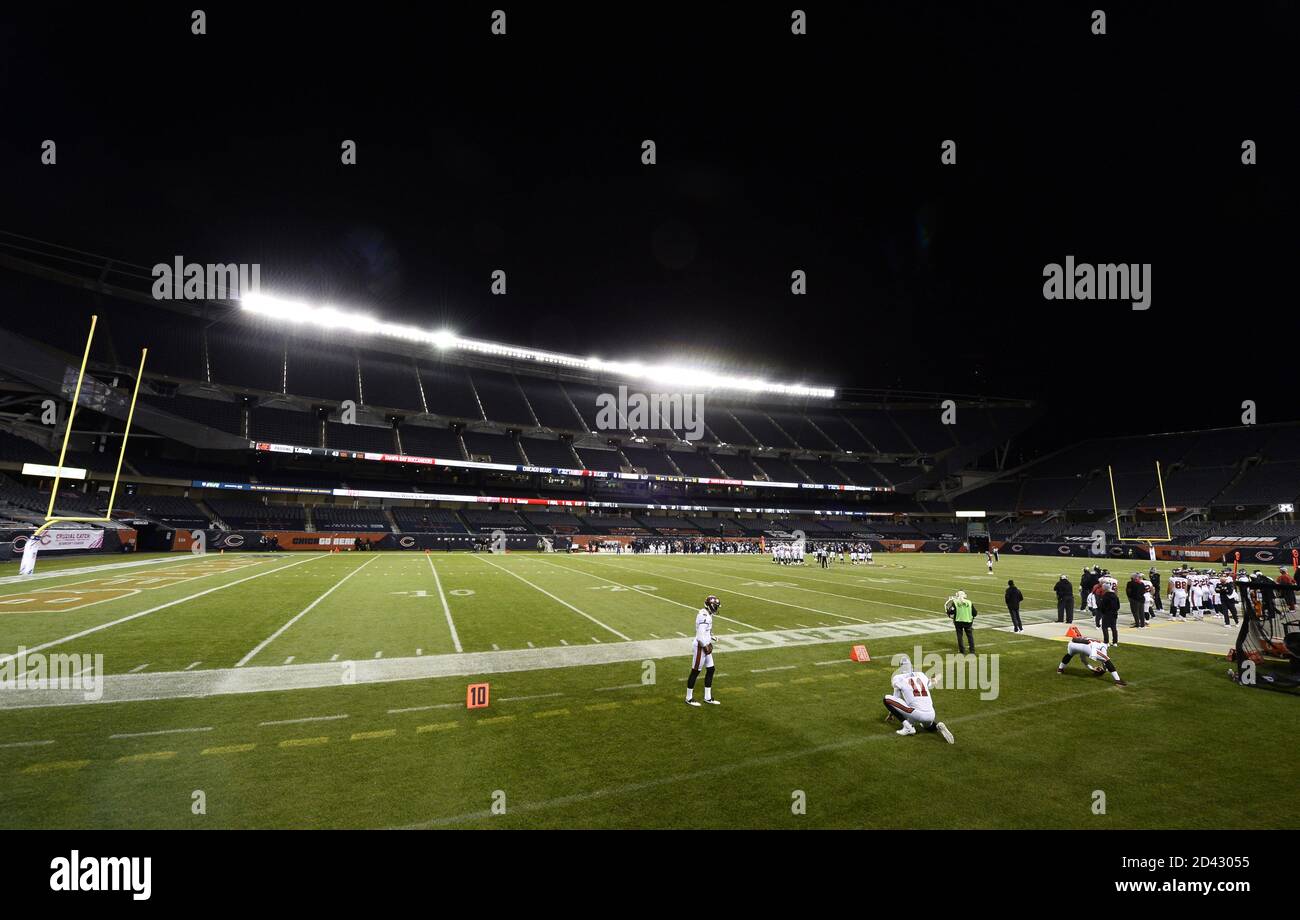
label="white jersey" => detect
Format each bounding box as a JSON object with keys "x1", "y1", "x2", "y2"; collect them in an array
[
  {"x1": 19, "y1": 537, "x2": 41, "y2": 576},
  {"x1": 889, "y1": 669, "x2": 936, "y2": 715},
  {"x1": 694, "y1": 608, "x2": 714, "y2": 647},
  {"x1": 691, "y1": 608, "x2": 716, "y2": 670},
  {"x1": 1066, "y1": 638, "x2": 1111, "y2": 662}
]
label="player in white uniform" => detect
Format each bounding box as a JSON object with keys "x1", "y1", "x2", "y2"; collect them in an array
[
  {"x1": 18, "y1": 534, "x2": 42, "y2": 576},
  {"x1": 1141, "y1": 577, "x2": 1155, "y2": 623},
  {"x1": 1057, "y1": 635, "x2": 1126, "y2": 685},
  {"x1": 883, "y1": 655, "x2": 955, "y2": 742},
  {"x1": 685, "y1": 595, "x2": 722, "y2": 706},
  {"x1": 1168, "y1": 572, "x2": 1190, "y2": 619},
  {"x1": 864, "y1": 545, "x2": 873, "y2": 565},
  {"x1": 986, "y1": 551, "x2": 994, "y2": 574}
]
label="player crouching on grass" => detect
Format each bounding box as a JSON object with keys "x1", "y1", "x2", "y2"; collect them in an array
[
  {"x1": 883, "y1": 655, "x2": 955, "y2": 743},
  {"x1": 686, "y1": 595, "x2": 722, "y2": 706},
  {"x1": 1057, "y1": 632, "x2": 1127, "y2": 686}
]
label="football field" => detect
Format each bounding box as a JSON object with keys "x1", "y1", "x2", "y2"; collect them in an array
[{"x1": 0, "y1": 550, "x2": 1295, "y2": 829}]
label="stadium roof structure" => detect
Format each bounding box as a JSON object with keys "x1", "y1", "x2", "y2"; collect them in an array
[{"x1": 0, "y1": 231, "x2": 1032, "y2": 413}]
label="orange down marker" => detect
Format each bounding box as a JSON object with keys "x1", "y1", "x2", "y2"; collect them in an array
[
  {"x1": 466, "y1": 682, "x2": 490, "y2": 709},
  {"x1": 850, "y1": 645, "x2": 870, "y2": 662}
]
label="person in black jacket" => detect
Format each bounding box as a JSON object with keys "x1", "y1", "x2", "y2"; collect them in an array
[
  {"x1": 1053, "y1": 574, "x2": 1074, "y2": 623},
  {"x1": 1004, "y1": 579, "x2": 1024, "y2": 632},
  {"x1": 1080, "y1": 566, "x2": 1092, "y2": 608},
  {"x1": 1148, "y1": 567, "x2": 1162, "y2": 611},
  {"x1": 1098, "y1": 584, "x2": 1121, "y2": 645},
  {"x1": 1125, "y1": 573, "x2": 1146, "y2": 629}
]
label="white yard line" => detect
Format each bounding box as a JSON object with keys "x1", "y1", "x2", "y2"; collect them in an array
[
  {"x1": 0, "y1": 553, "x2": 212, "y2": 587},
  {"x1": 567, "y1": 557, "x2": 761, "y2": 630},
  {"x1": 686, "y1": 561, "x2": 936, "y2": 616},
  {"x1": 259, "y1": 714, "x2": 349, "y2": 726},
  {"x1": 425, "y1": 554, "x2": 463, "y2": 653},
  {"x1": 722, "y1": 557, "x2": 1063, "y2": 607},
  {"x1": 473, "y1": 554, "x2": 631, "y2": 641},
  {"x1": 597, "y1": 560, "x2": 873, "y2": 624},
  {"x1": 235, "y1": 556, "x2": 379, "y2": 667},
  {"x1": 498, "y1": 692, "x2": 564, "y2": 702},
  {"x1": 0, "y1": 739, "x2": 54, "y2": 748},
  {"x1": 387, "y1": 702, "x2": 463, "y2": 714},
  {"x1": 110, "y1": 726, "x2": 213, "y2": 739},
  {"x1": 0, "y1": 553, "x2": 323, "y2": 666},
  {"x1": 128, "y1": 663, "x2": 149, "y2": 673}
]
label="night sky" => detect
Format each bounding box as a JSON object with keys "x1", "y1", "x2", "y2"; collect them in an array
[{"x1": 2, "y1": 3, "x2": 1296, "y2": 440}]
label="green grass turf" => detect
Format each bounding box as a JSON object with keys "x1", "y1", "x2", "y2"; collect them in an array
[{"x1": 0, "y1": 550, "x2": 1295, "y2": 828}]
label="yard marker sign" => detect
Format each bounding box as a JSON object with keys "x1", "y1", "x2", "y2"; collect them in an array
[
  {"x1": 850, "y1": 645, "x2": 870, "y2": 662},
  {"x1": 467, "y1": 683, "x2": 490, "y2": 709}
]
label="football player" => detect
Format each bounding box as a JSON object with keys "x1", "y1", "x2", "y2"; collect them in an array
[
  {"x1": 686, "y1": 595, "x2": 722, "y2": 706},
  {"x1": 1168, "y1": 570, "x2": 1190, "y2": 619},
  {"x1": 1057, "y1": 634, "x2": 1127, "y2": 685},
  {"x1": 883, "y1": 655, "x2": 955, "y2": 743}
]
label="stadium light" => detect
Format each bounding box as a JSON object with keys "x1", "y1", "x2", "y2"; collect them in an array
[{"x1": 240, "y1": 291, "x2": 836, "y2": 398}]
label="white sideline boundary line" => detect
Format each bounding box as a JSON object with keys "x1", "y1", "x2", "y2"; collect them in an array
[
  {"x1": 425, "y1": 554, "x2": 463, "y2": 653},
  {"x1": 236, "y1": 556, "x2": 379, "y2": 667},
  {"x1": 474, "y1": 554, "x2": 630, "y2": 641},
  {"x1": 0, "y1": 553, "x2": 323, "y2": 666},
  {"x1": 0, "y1": 611, "x2": 1060, "y2": 710}
]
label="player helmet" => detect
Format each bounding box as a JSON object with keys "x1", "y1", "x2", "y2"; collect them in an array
[{"x1": 704, "y1": 595, "x2": 721, "y2": 613}]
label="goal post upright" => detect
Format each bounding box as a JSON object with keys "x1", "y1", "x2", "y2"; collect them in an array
[
  {"x1": 1108, "y1": 460, "x2": 1173, "y2": 544},
  {"x1": 34, "y1": 315, "x2": 148, "y2": 537},
  {"x1": 45, "y1": 314, "x2": 98, "y2": 521}
]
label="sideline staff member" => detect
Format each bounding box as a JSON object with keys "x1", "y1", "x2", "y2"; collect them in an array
[{"x1": 945, "y1": 590, "x2": 977, "y2": 654}]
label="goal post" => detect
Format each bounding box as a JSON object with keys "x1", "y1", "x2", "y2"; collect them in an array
[
  {"x1": 32, "y1": 315, "x2": 148, "y2": 536},
  {"x1": 1107, "y1": 460, "x2": 1172, "y2": 544}
]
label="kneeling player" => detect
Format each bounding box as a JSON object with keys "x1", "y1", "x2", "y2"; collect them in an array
[
  {"x1": 883, "y1": 655, "x2": 955, "y2": 743},
  {"x1": 686, "y1": 595, "x2": 722, "y2": 706},
  {"x1": 1057, "y1": 635, "x2": 1126, "y2": 685}
]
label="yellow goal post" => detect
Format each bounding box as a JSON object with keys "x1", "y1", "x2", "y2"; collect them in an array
[{"x1": 33, "y1": 314, "x2": 148, "y2": 536}]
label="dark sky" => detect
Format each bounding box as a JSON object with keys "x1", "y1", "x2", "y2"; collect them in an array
[{"x1": 2, "y1": 3, "x2": 1297, "y2": 436}]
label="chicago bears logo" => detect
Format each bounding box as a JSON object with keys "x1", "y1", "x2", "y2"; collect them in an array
[{"x1": 399, "y1": 536, "x2": 416, "y2": 548}]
